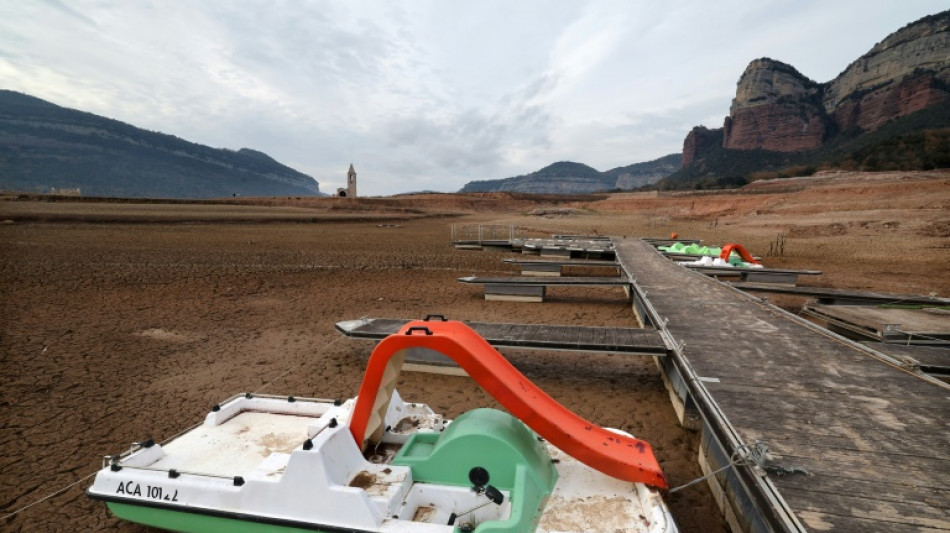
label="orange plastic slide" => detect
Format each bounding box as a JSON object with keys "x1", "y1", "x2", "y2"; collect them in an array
[
  {"x1": 349, "y1": 319, "x2": 669, "y2": 489},
  {"x1": 720, "y1": 243, "x2": 761, "y2": 265}
]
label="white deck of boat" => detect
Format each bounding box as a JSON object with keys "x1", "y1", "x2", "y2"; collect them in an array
[
  {"x1": 100, "y1": 397, "x2": 675, "y2": 532},
  {"x1": 152, "y1": 412, "x2": 317, "y2": 476},
  {"x1": 538, "y1": 446, "x2": 672, "y2": 533}
]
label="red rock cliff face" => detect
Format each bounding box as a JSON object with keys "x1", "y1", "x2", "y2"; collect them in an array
[
  {"x1": 826, "y1": 12, "x2": 950, "y2": 134},
  {"x1": 682, "y1": 10, "x2": 950, "y2": 166},
  {"x1": 682, "y1": 126, "x2": 720, "y2": 167},
  {"x1": 823, "y1": 13, "x2": 950, "y2": 112},
  {"x1": 834, "y1": 72, "x2": 950, "y2": 132},
  {"x1": 722, "y1": 59, "x2": 827, "y2": 152}
]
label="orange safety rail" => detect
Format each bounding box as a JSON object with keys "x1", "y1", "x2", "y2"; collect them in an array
[
  {"x1": 720, "y1": 243, "x2": 761, "y2": 265},
  {"x1": 349, "y1": 319, "x2": 669, "y2": 489}
]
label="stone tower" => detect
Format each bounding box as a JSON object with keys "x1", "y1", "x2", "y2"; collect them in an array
[
  {"x1": 347, "y1": 163, "x2": 357, "y2": 197},
  {"x1": 337, "y1": 164, "x2": 357, "y2": 197}
]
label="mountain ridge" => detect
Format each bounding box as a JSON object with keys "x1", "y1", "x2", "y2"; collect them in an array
[
  {"x1": 459, "y1": 153, "x2": 681, "y2": 194},
  {"x1": 0, "y1": 90, "x2": 323, "y2": 198}
]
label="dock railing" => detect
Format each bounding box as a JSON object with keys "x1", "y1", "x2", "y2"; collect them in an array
[{"x1": 451, "y1": 224, "x2": 527, "y2": 243}]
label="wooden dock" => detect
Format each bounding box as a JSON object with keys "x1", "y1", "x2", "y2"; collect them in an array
[
  {"x1": 520, "y1": 238, "x2": 615, "y2": 259},
  {"x1": 336, "y1": 317, "x2": 668, "y2": 375},
  {"x1": 803, "y1": 304, "x2": 950, "y2": 345},
  {"x1": 458, "y1": 275, "x2": 630, "y2": 302},
  {"x1": 552, "y1": 234, "x2": 612, "y2": 241},
  {"x1": 335, "y1": 317, "x2": 667, "y2": 355},
  {"x1": 451, "y1": 229, "x2": 616, "y2": 259},
  {"x1": 682, "y1": 264, "x2": 823, "y2": 285},
  {"x1": 501, "y1": 258, "x2": 620, "y2": 277},
  {"x1": 644, "y1": 237, "x2": 703, "y2": 247},
  {"x1": 728, "y1": 282, "x2": 950, "y2": 306},
  {"x1": 614, "y1": 238, "x2": 950, "y2": 532},
  {"x1": 865, "y1": 343, "x2": 950, "y2": 377}
]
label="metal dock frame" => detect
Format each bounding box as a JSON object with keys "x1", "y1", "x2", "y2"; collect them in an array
[{"x1": 619, "y1": 245, "x2": 807, "y2": 533}]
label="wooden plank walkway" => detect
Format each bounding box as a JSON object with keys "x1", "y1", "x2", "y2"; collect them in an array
[
  {"x1": 552, "y1": 234, "x2": 612, "y2": 241},
  {"x1": 458, "y1": 275, "x2": 628, "y2": 286},
  {"x1": 458, "y1": 275, "x2": 630, "y2": 302},
  {"x1": 520, "y1": 238, "x2": 615, "y2": 259},
  {"x1": 501, "y1": 258, "x2": 619, "y2": 267},
  {"x1": 501, "y1": 258, "x2": 620, "y2": 277},
  {"x1": 678, "y1": 265, "x2": 822, "y2": 276},
  {"x1": 865, "y1": 343, "x2": 950, "y2": 375},
  {"x1": 453, "y1": 236, "x2": 616, "y2": 258},
  {"x1": 614, "y1": 238, "x2": 950, "y2": 532},
  {"x1": 335, "y1": 318, "x2": 668, "y2": 354},
  {"x1": 728, "y1": 282, "x2": 950, "y2": 306},
  {"x1": 644, "y1": 237, "x2": 702, "y2": 246},
  {"x1": 681, "y1": 265, "x2": 822, "y2": 285},
  {"x1": 803, "y1": 304, "x2": 950, "y2": 345}
]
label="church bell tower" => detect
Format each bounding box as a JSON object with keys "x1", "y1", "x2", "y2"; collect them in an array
[
  {"x1": 346, "y1": 163, "x2": 357, "y2": 197},
  {"x1": 337, "y1": 164, "x2": 358, "y2": 198}
]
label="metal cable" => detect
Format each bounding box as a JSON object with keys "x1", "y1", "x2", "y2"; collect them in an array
[
  {"x1": 669, "y1": 441, "x2": 784, "y2": 493},
  {"x1": 0, "y1": 472, "x2": 99, "y2": 522},
  {"x1": 1, "y1": 334, "x2": 350, "y2": 522}
]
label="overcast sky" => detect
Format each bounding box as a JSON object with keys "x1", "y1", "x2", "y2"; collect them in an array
[{"x1": 1, "y1": 1, "x2": 945, "y2": 195}]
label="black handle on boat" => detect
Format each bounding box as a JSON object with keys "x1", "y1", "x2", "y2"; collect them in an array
[
  {"x1": 406, "y1": 326, "x2": 433, "y2": 336},
  {"x1": 424, "y1": 314, "x2": 448, "y2": 322},
  {"x1": 485, "y1": 485, "x2": 504, "y2": 505},
  {"x1": 469, "y1": 467, "x2": 489, "y2": 487},
  {"x1": 468, "y1": 467, "x2": 504, "y2": 504},
  {"x1": 449, "y1": 468, "x2": 504, "y2": 529}
]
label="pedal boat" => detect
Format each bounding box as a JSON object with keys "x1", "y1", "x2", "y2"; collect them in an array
[{"x1": 88, "y1": 319, "x2": 677, "y2": 532}]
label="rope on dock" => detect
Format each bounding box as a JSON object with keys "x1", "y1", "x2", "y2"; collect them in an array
[
  {"x1": 254, "y1": 334, "x2": 345, "y2": 394},
  {"x1": 669, "y1": 441, "x2": 808, "y2": 494},
  {"x1": 1, "y1": 472, "x2": 98, "y2": 522},
  {"x1": 897, "y1": 329, "x2": 948, "y2": 346}
]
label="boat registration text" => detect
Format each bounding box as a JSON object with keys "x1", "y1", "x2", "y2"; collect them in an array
[{"x1": 116, "y1": 481, "x2": 179, "y2": 502}]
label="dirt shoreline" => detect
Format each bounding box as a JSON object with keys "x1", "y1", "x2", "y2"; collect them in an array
[
  {"x1": 2, "y1": 171, "x2": 947, "y2": 532},
  {"x1": 0, "y1": 219, "x2": 724, "y2": 532}
]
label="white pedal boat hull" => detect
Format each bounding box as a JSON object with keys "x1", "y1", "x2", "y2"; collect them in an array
[{"x1": 88, "y1": 392, "x2": 676, "y2": 533}]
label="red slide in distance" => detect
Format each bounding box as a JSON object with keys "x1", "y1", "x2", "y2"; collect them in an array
[
  {"x1": 349, "y1": 319, "x2": 669, "y2": 490},
  {"x1": 720, "y1": 243, "x2": 761, "y2": 265}
]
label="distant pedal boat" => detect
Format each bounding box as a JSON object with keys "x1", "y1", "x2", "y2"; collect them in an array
[{"x1": 88, "y1": 319, "x2": 677, "y2": 533}]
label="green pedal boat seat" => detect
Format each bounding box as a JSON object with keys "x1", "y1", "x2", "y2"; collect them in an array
[{"x1": 392, "y1": 408, "x2": 558, "y2": 533}]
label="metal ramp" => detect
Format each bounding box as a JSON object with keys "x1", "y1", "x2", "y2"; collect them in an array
[{"x1": 336, "y1": 318, "x2": 668, "y2": 355}]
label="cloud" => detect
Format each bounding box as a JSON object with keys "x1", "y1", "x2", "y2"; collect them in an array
[
  {"x1": 36, "y1": 0, "x2": 99, "y2": 28},
  {"x1": 1, "y1": 0, "x2": 947, "y2": 195}
]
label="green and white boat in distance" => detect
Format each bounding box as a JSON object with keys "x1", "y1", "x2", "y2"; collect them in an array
[{"x1": 88, "y1": 320, "x2": 678, "y2": 533}]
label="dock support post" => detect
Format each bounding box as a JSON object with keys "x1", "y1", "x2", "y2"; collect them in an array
[
  {"x1": 484, "y1": 284, "x2": 546, "y2": 303},
  {"x1": 521, "y1": 264, "x2": 562, "y2": 277},
  {"x1": 654, "y1": 356, "x2": 701, "y2": 430}
]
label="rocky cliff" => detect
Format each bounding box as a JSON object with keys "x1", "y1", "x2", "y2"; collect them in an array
[
  {"x1": 683, "y1": 126, "x2": 723, "y2": 167},
  {"x1": 833, "y1": 71, "x2": 950, "y2": 133},
  {"x1": 703, "y1": 10, "x2": 950, "y2": 156},
  {"x1": 824, "y1": 13, "x2": 950, "y2": 113},
  {"x1": 723, "y1": 59, "x2": 827, "y2": 151}
]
